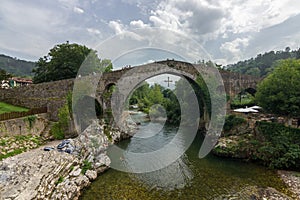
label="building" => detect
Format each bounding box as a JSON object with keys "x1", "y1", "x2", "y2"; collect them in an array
[{"x1": 9, "y1": 77, "x2": 33, "y2": 87}]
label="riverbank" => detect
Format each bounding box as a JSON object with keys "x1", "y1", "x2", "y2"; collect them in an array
[
  {"x1": 0, "y1": 119, "x2": 135, "y2": 199},
  {"x1": 212, "y1": 116, "x2": 300, "y2": 199},
  {"x1": 1, "y1": 117, "x2": 299, "y2": 199},
  {"x1": 0, "y1": 140, "x2": 83, "y2": 199}
]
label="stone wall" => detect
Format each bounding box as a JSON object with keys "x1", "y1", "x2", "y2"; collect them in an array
[
  {"x1": 220, "y1": 70, "x2": 261, "y2": 97},
  {"x1": 0, "y1": 113, "x2": 49, "y2": 137},
  {"x1": 0, "y1": 79, "x2": 74, "y2": 121}
]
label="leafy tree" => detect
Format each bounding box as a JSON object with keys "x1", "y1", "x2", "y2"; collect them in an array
[
  {"x1": 32, "y1": 41, "x2": 112, "y2": 83},
  {"x1": 129, "y1": 83, "x2": 150, "y2": 105},
  {"x1": 256, "y1": 59, "x2": 300, "y2": 117},
  {"x1": 245, "y1": 67, "x2": 260, "y2": 77},
  {"x1": 148, "y1": 84, "x2": 164, "y2": 105},
  {"x1": 129, "y1": 82, "x2": 180, "y2": 123},
  {"x1": 0, "y1": 68, "x2": 12, "y2": 80}
]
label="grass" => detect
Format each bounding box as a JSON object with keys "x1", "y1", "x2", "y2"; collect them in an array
[
  {"x1": 0, "y1": 148, "x2": 25, "y2": 160},
  {"x1": 55, "y1": 176, "x2": 64, "y2": 185},
  {"x1": 0, "y1": 135, "x2": 42, "y2": 161},
  {"x1": 0, "y1": 139, "x2": 7, "y2": 146},
  {"x1": 0, "y1": 102, "x2": 29, "y2": 114},
  {"x1": 81, "y1": 160, "x2": 92, "y2": 174}
]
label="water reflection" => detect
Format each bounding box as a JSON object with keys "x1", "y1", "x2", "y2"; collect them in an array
[
  {"x1": 108, "y1": 121, "x2": 197, "y2": 173},
  {"x1": 131, "y1": 154, "x2": 193, "y2": 190},
  {"x1": 108, "y1": 120, "x2": 195, "y2": 191}
]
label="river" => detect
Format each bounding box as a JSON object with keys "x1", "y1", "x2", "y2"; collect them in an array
[{"x1": 80, "y1": 114, "x2": 289, "y2": 199}]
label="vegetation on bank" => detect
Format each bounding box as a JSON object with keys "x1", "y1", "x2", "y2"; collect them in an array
[
  {"x1": 215, "y1": 58, "x2": 300, "y2": 171},
  {"x1": 50, "y1": 93, "x2": 73, "y2": 139},
  {"x1": 252, "y1": 122, "x2": 300, "y2": 170},
  {"x1": 81, "y1": 160, "x2": 92, "y2": 174},
  {"x1": 256, "y1": 59, "x2": 300, "y2": 118},
  {"x1": 223, "y1": 114, "x2": 247, "y2": 132},
  {"x1": 0, "y1": 102, "x2": 29, "y2": 114},
  {"x1": 214, "y1": 120, "x2": 300, "y2": 171},
  {"x1": 0, "y1": 134, "x2": 42, "y2": 160}
]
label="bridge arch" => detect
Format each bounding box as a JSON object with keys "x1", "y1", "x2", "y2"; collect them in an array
[
  {"x1": 104, "y1": 62, "x2": 217, "y2": 131},
  {"x1": 244, "y1": 87, "x2": 257, "y2": 96},
  {"x1": 73, "y1": 95, "x2": 103, "y2": 132},
  {"x1": 102, "y1": 60, "x2": 228, "y2": 160},
  {"x1": 126, "y1": 72, "x2": 210, "y2": 127}
]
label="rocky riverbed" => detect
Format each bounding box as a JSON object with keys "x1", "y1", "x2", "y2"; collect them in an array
[
  {"x1": 0, "y1": 120, "x2": 135, "y2": 200},
  {"x1": 0, "y1": 140, "x2": 84, "y2": 199},
  {"x1": 278, "y1": 170, "x2": 300, "y2": 199}
]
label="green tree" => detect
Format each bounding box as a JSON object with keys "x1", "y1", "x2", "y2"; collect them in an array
[
  {"x1": 32, "y1": 41, "x2": 112, "y2": 83},
  {"x1": 129, "y1": 82, "x2": 151, "y2": 107},
  {"x1": 148, "y1": 84, "x2": 164, "y2": 105},
  {"x1": 0, "y1": 68, "x2": 12, "y2": 80},
  {"x1": 256, "y1": 59, "x2": 300, "y2": 117},
  {"x1": 245, "y1": 67, "x2": 261, "y2": 77}
]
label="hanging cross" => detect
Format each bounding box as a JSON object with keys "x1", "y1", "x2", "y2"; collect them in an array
[{"x1": 164, "y1": 76, "x2": 173, "y2": 87}]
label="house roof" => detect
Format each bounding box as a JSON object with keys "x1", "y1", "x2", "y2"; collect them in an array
[{"x1": 10, "y1": 77, "x2": 33, "y2": 84}]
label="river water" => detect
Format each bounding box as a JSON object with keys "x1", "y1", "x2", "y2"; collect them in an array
[{"x1": 80, "y1": 114, "x2": 289, "y2": 199}]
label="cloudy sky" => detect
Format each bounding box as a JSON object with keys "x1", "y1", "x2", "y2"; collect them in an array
[{"x1": 1, "y1": 0, "x2": 300, "y2": 67}]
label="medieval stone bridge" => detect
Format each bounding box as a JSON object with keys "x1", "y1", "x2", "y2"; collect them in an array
[{"x1": 0, "y1": 60, "x2": 261, "y2": 120}]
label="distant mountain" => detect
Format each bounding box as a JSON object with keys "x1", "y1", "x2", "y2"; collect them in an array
[
  {"x1": 0, "y1": 54, "x2": 35, "y2": 77},
  {"x1": 226, "y1": 47, "x2": 300, "y2": 77}
]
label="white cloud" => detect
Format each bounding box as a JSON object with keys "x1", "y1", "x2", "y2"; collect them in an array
[
  {"x1": 108, "y1": 20, "x2": 125, "y2": 34},
  {"x1": 219, "y1": 0, "x2": 300, "y2": 34},
  {"x1": 87, "y1": 28, "x2": 101, "y2": 35},
  {"x1": 130, "y1": 20, "x2": 149, "y2": 29},
  {"x1": 0, "y1": 1, "x2": 68, "y2": 58},
  {"x1": 0, "y1": 0, "x2": 300, "y2": 65},
  {"x1": 57, "y1": 0, "x2": 79, "y2": 9},
  {"x1": 73, "y1": 6, "x2": 84, "y2": 14},
  {"x1": 147, "y1": 0, "x2": 300, "y2": 42},
  {"x1": 220, "y1": 37, "x2": 250, "y2": 63},
  {"x1": 148, "y1": 0, "x2": 226, "y2": 39}
]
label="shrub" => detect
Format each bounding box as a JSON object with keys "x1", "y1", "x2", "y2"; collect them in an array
[
  {"x1": 252, "y1": 121, "x2": 300, "y2": 170},
  {"x1": 81, "y1": 160, "x2": 92, "y2": 174},
  {"x1": 223, "y1": 115, "x2": 247, "y2": 132},
  {"x1": 103, "y1": 125, "x2": 112, "y2": 142},
  {"x1": 55, "y1": 176, "x2": 64, "y2": 185},
  {"x1": 50, "y1": 122, "x2": 65, "y2": 140},
  {"x1": 26, "y1": 115, "x2": 37, "y2": 129},
  {"x1": 50, "y1": 92, "x2": 74, "y2": 139},
  {"x1": 50, "y1": 104, "x2": 70, "y2": 139}
]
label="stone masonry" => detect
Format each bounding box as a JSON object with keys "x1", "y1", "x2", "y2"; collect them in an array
[{"x1": 0, "y1": 60, "x2": 261, "y2": 121}]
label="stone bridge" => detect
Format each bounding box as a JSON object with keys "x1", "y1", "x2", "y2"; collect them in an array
[{"x1": 0, "y1": 60, "x2": 261, "y2": 120}]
